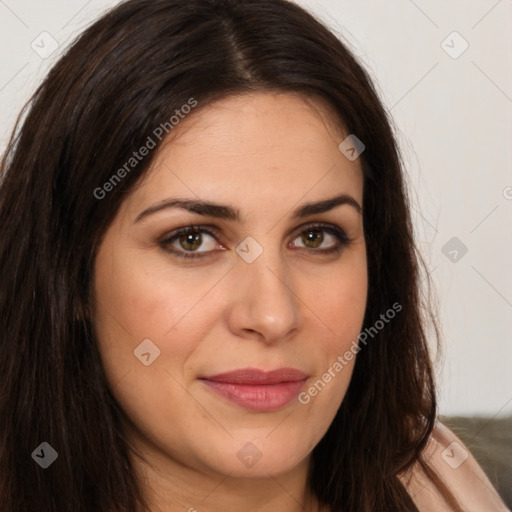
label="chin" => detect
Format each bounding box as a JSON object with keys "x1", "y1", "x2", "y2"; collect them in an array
[{"x1": 194, "y1": 434, "x2": 314, "y2": 478}]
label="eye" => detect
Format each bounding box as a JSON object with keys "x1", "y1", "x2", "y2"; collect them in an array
[
  {"x1": 159, "y1": 225, "x2": 222, "y2": 259},
  {"x1": 290, "y1": 223, "x2": 351, "y2": 255},
  {"x1": 158, "y1": 223, "x2": 351, "y2": 260}
]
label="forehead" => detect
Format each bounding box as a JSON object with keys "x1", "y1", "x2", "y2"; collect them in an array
[{"x1": 125, "y1": 92, "x2": 363, "y2": 218}]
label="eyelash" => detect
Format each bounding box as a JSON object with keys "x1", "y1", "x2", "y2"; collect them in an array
[{"x1": 158, "y1": 223, "x2": 352, "y2": 260}]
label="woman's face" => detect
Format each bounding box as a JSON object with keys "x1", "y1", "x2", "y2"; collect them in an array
[{"x1": 92, "y1": 92, "x2": 367, "y2": 479}]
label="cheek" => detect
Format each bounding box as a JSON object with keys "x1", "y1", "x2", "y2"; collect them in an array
[
  {"x1": 299, "y1": 255, "x2": 367, "y2": 413},
  {"x1": 91, "y1": 247, "x2": 217, "y2": 444},
  {"x1": 312, "y1": 252, "x2": 368, "y2": 347},
  {"x1": 91, "y1": 242, "x2": 232, "y2": 386}
]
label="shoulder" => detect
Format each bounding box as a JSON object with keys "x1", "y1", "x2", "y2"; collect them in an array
[{"x1": 399, "y1": 420, "x2": 509, "y2": 511}]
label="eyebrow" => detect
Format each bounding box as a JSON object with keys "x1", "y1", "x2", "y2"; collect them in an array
[{"x1": 134, "y1": 193, "x2": 362, "y2": 224}]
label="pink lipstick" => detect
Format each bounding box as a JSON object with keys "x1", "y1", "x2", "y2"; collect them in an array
[{"x1": 199, "y1": 367, "x2": 308, "y2": 411}]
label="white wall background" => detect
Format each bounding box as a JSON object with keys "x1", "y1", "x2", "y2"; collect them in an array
[{"x1": 1, "y1": 0, "x2": 511, "y2": 418}]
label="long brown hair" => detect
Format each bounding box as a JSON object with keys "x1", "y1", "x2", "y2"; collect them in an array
[{"x1": 0, "y1": 0, "x2": 460, "y2": 510}]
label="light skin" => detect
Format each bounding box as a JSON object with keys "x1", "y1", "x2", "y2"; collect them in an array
[{"x1": 92, "y1": 91, "x2": 367, "y2": 512}]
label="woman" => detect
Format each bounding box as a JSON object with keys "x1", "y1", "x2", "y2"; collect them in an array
[{"x1": 0, "y1": 0, "x2": 507, "y2": 511}]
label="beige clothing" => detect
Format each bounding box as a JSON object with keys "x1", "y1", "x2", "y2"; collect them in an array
[{"x1": 399, "y1": 420, "x2": 509, "y2": 511}]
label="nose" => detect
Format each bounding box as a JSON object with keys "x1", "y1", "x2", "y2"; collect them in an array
[{"x1": 226, "y1": 251, "x2": 303, "y2": 344}]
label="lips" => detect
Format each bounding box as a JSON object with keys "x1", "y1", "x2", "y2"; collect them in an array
[{"x1": 199, "y1": 367, "x2": 309, "y2": 411}]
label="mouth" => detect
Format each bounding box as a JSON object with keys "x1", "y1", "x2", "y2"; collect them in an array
[{"x1": 199, "y1": 367, "x2": 309, "y2": 412}]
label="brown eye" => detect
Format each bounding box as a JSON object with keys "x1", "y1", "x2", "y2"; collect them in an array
[
  {"x1": 159, "y1": 226, "x2": 221, "y2": 259},
  {"x1": 291, "y1": 224, "x2": 350, "y2": 254},
  {"x1": 178, "y1": 231, "x2": 203, "y2": 251},
  {"x1": 301, "y1": 229, "x2": 324, "y2": 249}
]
